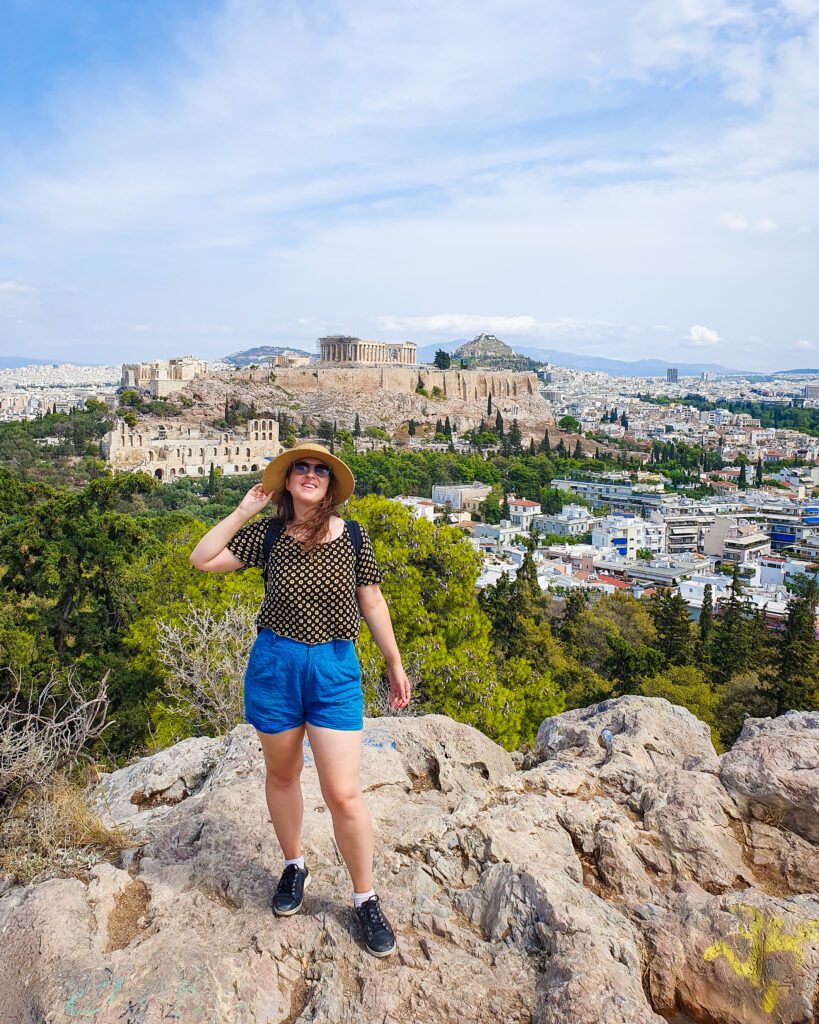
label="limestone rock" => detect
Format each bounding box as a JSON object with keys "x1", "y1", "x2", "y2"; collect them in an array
[
  {"x1": 720, "y1": 710, "x2": 819, "y2": 843},
  {"x1": 2, "y1": 700, "x2": 818, "y2": 1023}
]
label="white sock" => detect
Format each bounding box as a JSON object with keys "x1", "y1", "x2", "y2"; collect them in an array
[
  {"x1": 285, "y1": 856, "x2": 305, "y2": 871},
  {"x1": 353, "y1": 888, "x2": 375, "y2": 907}
]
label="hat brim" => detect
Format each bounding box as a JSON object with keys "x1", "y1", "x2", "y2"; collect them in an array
[{"x1": 261, "y1": 444, "x2": 355, "y2": 504}]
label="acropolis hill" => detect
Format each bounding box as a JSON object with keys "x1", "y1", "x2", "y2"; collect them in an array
[{"x1": 175, "y1": 364, "x2": 553, "y2": 438}]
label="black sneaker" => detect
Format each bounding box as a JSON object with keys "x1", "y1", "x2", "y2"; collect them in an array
[
  {"x1": 272, "y1": 863, "x2": 310, "y2": 916},
  {"x1": 354, "y1": 895, "x2": 396, "y2": 957}
]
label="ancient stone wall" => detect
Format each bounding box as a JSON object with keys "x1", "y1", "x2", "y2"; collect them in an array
[
  {"x1": 248, "y1": 366, "x2": 538, "y2": 399},
  {"x1": 101, "y1": 418, "x2": 280, "y2": 482}
]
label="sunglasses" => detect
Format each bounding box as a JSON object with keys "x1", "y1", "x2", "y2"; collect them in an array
[{"x1": 291, "y1": 460, "x2": 332, "y2": 478}]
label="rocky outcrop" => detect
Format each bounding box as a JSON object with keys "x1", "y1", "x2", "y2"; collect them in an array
[{"x1": 1, "y1": 700, "x2": 818, "y2": 1024}]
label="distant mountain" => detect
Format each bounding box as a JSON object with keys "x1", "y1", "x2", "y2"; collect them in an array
[
  {"x1": 417, "y1": 340, "x2": 745, "y2": 377},
  {"x1": 0, "y1": 356, "x2": 57, "y2": 369},
  {"x1": 223, "y1": 345, "x2": 314, "y2": 367},
  {"x1": 773, "y1": 368, "x2": 819, "y2": 376}
]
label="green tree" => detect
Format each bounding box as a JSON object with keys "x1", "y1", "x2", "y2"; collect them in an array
[
  {"x1": 433, "y1": 349, "x2": 452, "y2": 370},
  {"x1": 648, "y1": 590, "x2": 694, "y2": 666},
  {"x1": 495, "y1": 410, "x2": 504, "y2": 437},
  {"x1": 558, "y1": 415, "x2": 580, "y2": 434},
  {"x1": 507, "y1": 418, "x2": 523, "y2": 455},
  {"x1": 572, "y1": 440, "x2": 582, "y2": 459},
  {"x1": 769, "y1": 575, "x2": 819, "y2": 714},
  {"x1": 353, "y1": 413, "x2": 361, "y2": 437},
  {"x1": 711, "y1": 568, "x2": 755, "y2": 685},
  {"x1": 738, "y1": 460, "x2": 748, "y2": 489},
  {"x1": 444, "y1": 416, "x2": 452, "y2": 437},
  {"x1": 755, "y1": 456, "x2": 763, "y2": 487},
  {"x1": 698, "y1": 582, "x2": 714, "y2": 660},
  {"x1": 487, "y1": 394, "x2": 492, "y2": 416},
  {"x1": 539, "y1": 431, "x2": 551, "y2": 455},
  {"x1": 408, "y1": 419, "x2": 416, "y2": 437},
  {"x1": 640, "y1": 666, "x2": 721, "y2": 744},
  {"x1": 635, "y1": 548, "x2": 653, "y2": 561}
]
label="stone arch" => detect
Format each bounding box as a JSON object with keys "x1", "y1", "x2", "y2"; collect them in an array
[
  {"x1": 251, "y1": 463, "x2": 259, "y2": 471},
  {"x1": 241, "y1": 464, "x2": 248, "y2": 472},
  {"x1": 154, "y1": 468, "x2": 163, "y2": 480},
  {"x1": 168, "y1": 468, "x2": 176, "y2": 479},
  {"x1": 197, "y1": 466, "x2": 205, "y2": 475}
]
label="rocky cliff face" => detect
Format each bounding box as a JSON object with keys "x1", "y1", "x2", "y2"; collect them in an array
[{"x1": 1, "y1": 697, "x2": 817, "y2": 1024}]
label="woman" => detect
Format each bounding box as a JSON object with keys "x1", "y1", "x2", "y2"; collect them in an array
[{"x1": 189, "y1": 442, "x2": 410, "y2": 957}]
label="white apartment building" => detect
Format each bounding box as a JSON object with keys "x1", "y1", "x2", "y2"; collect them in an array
[
  {"x1": 508, "y1": 497, "x2": 542, "y2": 530},
  {"x1": 392, "y1": 495, "x2": 436, "y2": 521},
  {"x1": 592, "y1": 514, "x2": 667, "y2": 558},
  {"x1": 431, "y1": 481, "x2": 493, "y2": 513},
  {"x1": 532, "y1": 504, "x2": 599, "y2": 537},
  {"x1": 701, "y1": 518, "x2": 771, "y2": 563}
]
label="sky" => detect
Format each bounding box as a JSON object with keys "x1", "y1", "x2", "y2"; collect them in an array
[{"x1": 1, "y1": 0, "x2": 818, "y2": 371}]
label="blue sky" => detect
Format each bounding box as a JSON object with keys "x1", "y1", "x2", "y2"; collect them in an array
[{"x1": 1, "y1": 0, "x2": 818, "y2": 370}]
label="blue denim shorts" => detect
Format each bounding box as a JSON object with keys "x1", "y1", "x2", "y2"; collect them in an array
[{"x1": 244, "y1": 629, "x2": 364, "y2": 734}]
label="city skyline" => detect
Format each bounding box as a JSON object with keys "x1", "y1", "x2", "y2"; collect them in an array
[{"x1": 1, "y1": 1, "x2": 818, "y2": 370}]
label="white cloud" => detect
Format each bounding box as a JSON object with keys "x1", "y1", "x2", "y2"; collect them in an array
[
  {"x1": 0, "y1": 280, "x2": 35, "y2": 293},
  {"x1": 792, "y1": 338, "x2": 814, "y2": 351},
  {"x1": 377, "y1": 314, "x2": 542, "y2": 336},
  {"x1": 686, "y1": 324, "x2": 722, "y2": 347},
  {"x1": 718, "y1": 214, "x2": 778, "y2": 232}
]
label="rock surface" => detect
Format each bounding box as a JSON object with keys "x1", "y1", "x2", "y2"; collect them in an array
[{"x1": 1, "y1": 700, "x2": 818, "y2": 1024}]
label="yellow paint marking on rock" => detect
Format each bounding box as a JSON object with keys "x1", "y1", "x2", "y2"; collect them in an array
[{"x1": 703, "y1": 904, "x2": 819, "y2": 1014}]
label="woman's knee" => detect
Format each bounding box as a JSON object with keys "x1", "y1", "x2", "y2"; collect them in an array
[
  {"x1": 322, "y1": 785, "x2": 365, "y2": 816},
  {"x1": 264, "y1": 761, "x2": 303, "y2": 788}
]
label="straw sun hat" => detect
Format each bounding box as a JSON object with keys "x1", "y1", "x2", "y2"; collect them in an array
[{"x1": 261, "y1": 442, "x2": 356, "y2": 503}]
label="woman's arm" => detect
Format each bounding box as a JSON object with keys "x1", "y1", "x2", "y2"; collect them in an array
[
  {"x1": 357, "y1": 584, "x2": 411, "y2": 709},
  {"x1": 189, "y1": 484, "x2": 272, "y2": 572}
]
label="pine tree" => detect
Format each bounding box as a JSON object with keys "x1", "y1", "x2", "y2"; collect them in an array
[
  {"x1": 649, "y1": 590, "x2": 694, "y2": 666},
  {"x1": 770, "y1": 576, "x2": 819, "y2": 714},
  {"x1": 353, "y1": 413, "x2": 361, "y2": 437},
  {"x1": 495, "y1": 410, "x2": 504, "y2": 437},
  {"x1": 711, "y1": 567, "x2": 754, "y2": 685}
]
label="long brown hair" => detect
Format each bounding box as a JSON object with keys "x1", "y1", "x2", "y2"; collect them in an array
[{"x1": 271, "y1": 466, "x2": 340, "y2": 553}]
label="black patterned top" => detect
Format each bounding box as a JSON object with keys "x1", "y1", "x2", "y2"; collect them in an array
[{"x1": 226, "y1": 518, "x2": 383, "y2": 644}]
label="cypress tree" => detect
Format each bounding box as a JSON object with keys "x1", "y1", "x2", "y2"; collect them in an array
[
  {"x1": 224, "y1": 396, "x2": 230, "y2": 424},
  {"x1": 207, "y1": 462, "x2": 217, "y2": 498},
  {"x1": 435, "y1": 418, "x2": 443, "y2": 436},
  {"x1": 487, "y1": 394, "x2": 492, "y2": 415},
  {"x1": 699, "y1": 583, "x2": 714, "y2": 652},
  {"x1": 408, "y1": 419, "x2": 416, "y2": 437},
  {"x1": 556, "y1": 438, "x2": 567, "y2": 458},
  {"x1": 508, "y1": 418, "x2": 523, "y2": 454},
  {"x1": 573, "y1": 440, "x2": 583, "y2": 459},
  {"x1": 495, "y1": 410, "x2": 504, "y2": 437},
  {"x1": 649, "y1": 590, "x2": 694, "y2": 666},
  {"x1": 529, "y1": 437, "x2": 536, "y2": 456},
  {"x1": 738, "y1": 461, "x2": 748, "y2": 489},
  {"x1": 539, "y1": 431, "x2": 552, "y2": 455},
  {"x1": 444, "y1": 415, "x2": 452, "y2": 436},
  {"x1": 755, "y1": 456, "x2": 763, "y2": 487},
  {"x1": 353, "y1": 413, "x2": 361, "y2": 437}
]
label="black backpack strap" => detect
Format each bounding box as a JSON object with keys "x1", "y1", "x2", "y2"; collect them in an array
[
  {"x1": 345, "y1": 519, "x2": 363, "y2": 560},
  {"x1": 262, "y1": 518, "x2": 285, "y2": 565}
]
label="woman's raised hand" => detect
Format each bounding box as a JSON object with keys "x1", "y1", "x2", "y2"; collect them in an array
[{"x1": 238, "y1": 483, "x2": 274, "y2": 518}]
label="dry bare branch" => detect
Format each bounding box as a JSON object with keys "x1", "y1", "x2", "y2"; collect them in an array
[
  {"x1": 154, "y1": 598, "x2": 256, "y2": 735},
  {"x1": 0, "y1": 667, "x2": 110, "y2": 812}
]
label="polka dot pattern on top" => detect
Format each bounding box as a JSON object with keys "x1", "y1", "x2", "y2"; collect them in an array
[{"x1": 226, "y1": 519, "x2": 383, "y2": 644}]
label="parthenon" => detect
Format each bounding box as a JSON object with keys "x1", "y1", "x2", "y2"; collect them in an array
[{"x1": 318, "y1": 335, "x2": 416, "y2": 365}]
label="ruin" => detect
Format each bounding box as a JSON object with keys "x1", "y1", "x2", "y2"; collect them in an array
[
  {"x1": 318, "y1": 335, "x2": 416, "y2": 365},
  {"x1": 101, "y1": 418, "x2": 281, "y2": 482}
]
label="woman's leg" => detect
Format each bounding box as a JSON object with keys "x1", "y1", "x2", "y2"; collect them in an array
[
  {"x1": 305, "y1": 724, "x2": 373, "y2": 892},
  {"x1": 256, "y1": 725, "x2": 306, "y2": 860}
]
